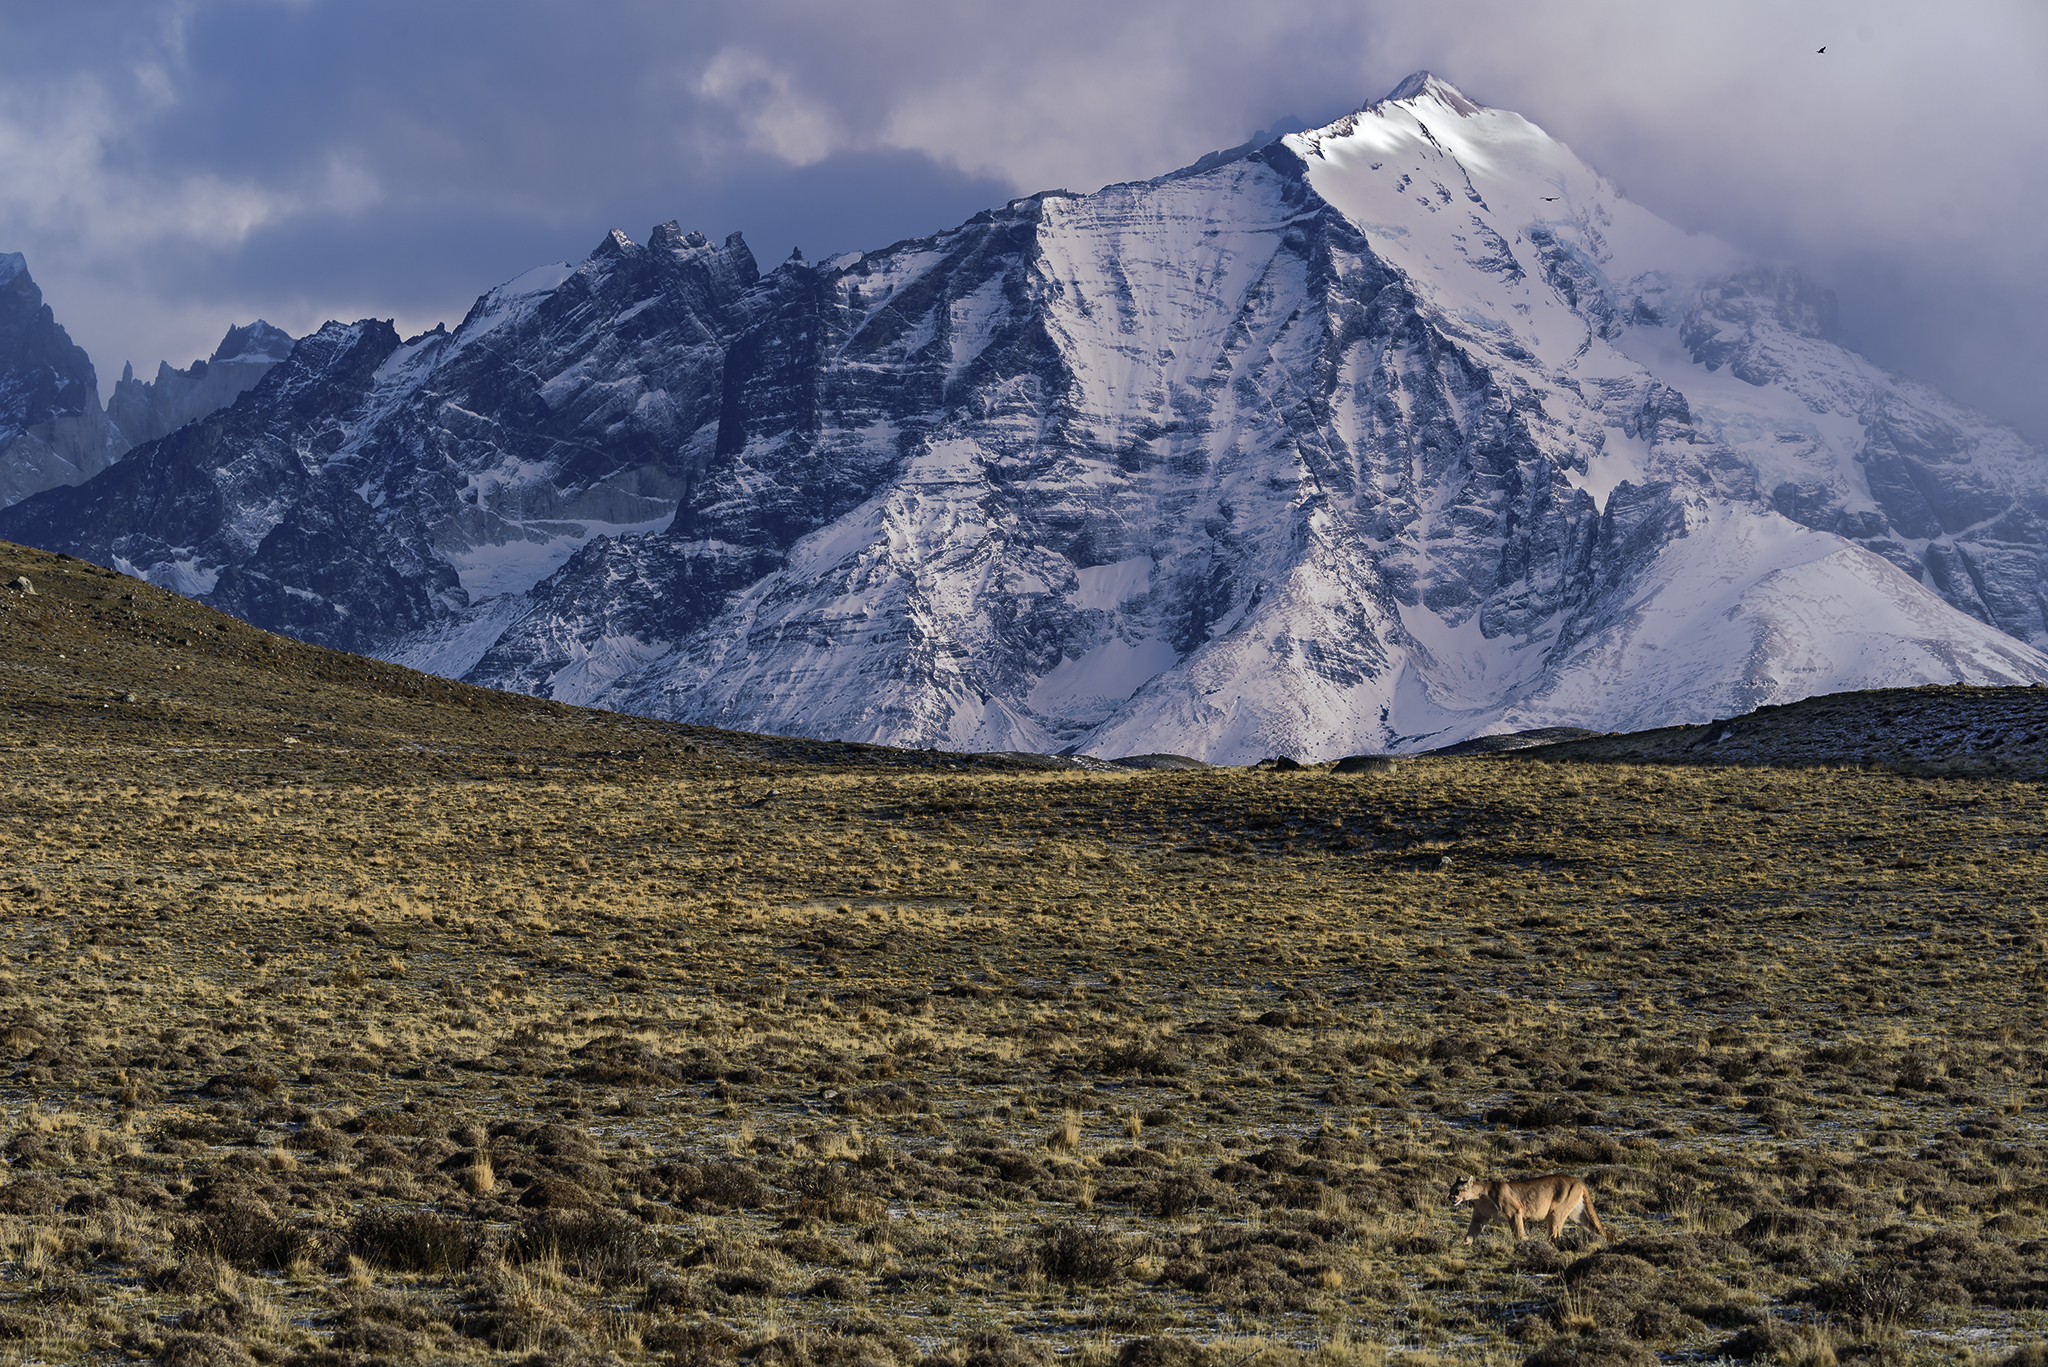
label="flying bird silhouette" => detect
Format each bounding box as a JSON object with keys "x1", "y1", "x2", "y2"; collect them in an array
[
  {"x1": 1542, "y1": 196, "x2": 1559, "y2": 202},
  {"x1": 1817, "y1": 45, "x2": 1827, "y2": 53}
]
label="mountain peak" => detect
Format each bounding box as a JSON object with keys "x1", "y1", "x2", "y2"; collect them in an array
[
  {"x1": 0, "y1": 252, "x2": 25, "y2": 289},
  {"x1": 1378, "y1": 71, "x2": 1483, "y2": 116},
  {"x1": 211, "y1": 320, "x2": 295, "y2": 365}
]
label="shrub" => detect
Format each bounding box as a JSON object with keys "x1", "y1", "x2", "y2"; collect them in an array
[
  {"x1": 0, "y1": 1177, "x2": 69, "y2": 1215},
  {"x1": 1734, "y1": 1209, "x2": 1844, "y2": 1249},
  {"x1": 1148, "y1": 1175, "x2": 1212, "y2": 1217},
  {"x1": 176, "y1": 1299, "x2": 258, "y2": 1335},
  {"x1": 348, "y1": 1208, "x2": 487, "y2": 1273},
  {"x1": 787, "y1": 1161, "x2": 877, "y2": 1219},
  {"x1": 508, "y1": 1209, "x2": 647, "y2": 1286},
  {"x1": 173, "y1": 1204, "x2": 309, "y2": 1271},
  {"x1": 518, "y1": 1176, "x2": 596, "y2": 1210},
  {"x1": 331, "y1": 1322, "x2": 422, "y2": 1356},
  {"x1": 655, "y1": 1161, "x2": 769, "y2": 1212},
  {"x1": 1810, "y1": 1263, "x2": 1928, "y2": 1325},
  {"x1": 1095, "y1": 1042, "x2": 1185, "y2": 1076},
  {"x1": 751, "y1": 1328, "x2": 915, "y2": 1367},
  {"x1": 946, "y1": 1330, "x2": 1052, "y2": 1367},
  {"x1": 1555, "y1": 1254, "x2": 1659, "y2": 1331},
  {"x1": 155, "y1": 1333, "x2": 256, "y2": 1367},
  {"x1": 455, "y1": 1273, "x2": 581, "y2": 1352},
  {"x1": 1486, "y1": 1098, "x2": 1595, "y2": 1129},
  {"x1": 1522, "y1": 1330, "x2": 1655, "y2": 1367},
  {"x1": 1723, "y1": 1321, "x2": 1801, "y2": 1362},
  {"x1": 0, "y1": 1312, "x2": 44, "y2": 1341},
  {"x1": 714, "y1": 1269, "x2": 779, "y2": 1297},
  {"x1": 644, "y1": 1320, "x2": 745, "y2": 1366},
  {"x1": 1035, "y1": 1224, "x2": 1125, "y2": 1284},
  {"x1": 776, "y1": 1231, "x2": 851, "y2": 1266},
  {"x1": 1116, "y1": 1339, "x2": 1214, "y2": 1367},
  {"x1": 640, "y1": 1273, "x2": 729, "y2": 1314},
  {"x1": 1627, "y1": 1304, "x2": 1708, "y2": 1343},
  {"x1": 1428, "y1": 1033, "x2": 1489, "y2": 1062}
]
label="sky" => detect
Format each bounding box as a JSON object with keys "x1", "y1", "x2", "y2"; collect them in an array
[{"x1": 3, "y1": 0, "x2": 2045, "y2": 444}]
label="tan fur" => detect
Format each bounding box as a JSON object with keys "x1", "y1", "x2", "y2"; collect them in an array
[{"x1": 1448, "y1": 1173, "x2": 1608, "y2": 1244}]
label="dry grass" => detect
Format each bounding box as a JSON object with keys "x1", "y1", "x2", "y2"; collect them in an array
[{"x1": 2, "y1": 539, "x2": 2047, "y2": 1367}]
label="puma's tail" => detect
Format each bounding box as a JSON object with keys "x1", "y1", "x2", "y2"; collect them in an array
[{"x1": 1582, "y1": 1189, "x2": 1609, "y2": 1240}]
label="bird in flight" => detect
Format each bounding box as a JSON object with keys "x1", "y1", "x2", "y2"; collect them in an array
[
  {"x1": 1542, "y1": 196, "x2": 1559, "y2": 202},
  {"x1": 1817, "y1": 45, "x2": 1827, "y2": 53}
]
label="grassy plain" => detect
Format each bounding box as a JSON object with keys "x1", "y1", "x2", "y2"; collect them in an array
[{"x1": 3, "y1": 540, "x2": 2047, "y2": 1367}]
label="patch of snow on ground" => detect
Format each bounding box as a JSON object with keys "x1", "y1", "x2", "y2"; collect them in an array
[
  {"x1": 1394, "y1": 600, "x2": 1552, "y2": 714},
  {"x1": 372, "y1": 331, "x2": 447, "y2": 386},
  {"x1": 538, "y1": 631, "x2": 669, "y2": 708}
]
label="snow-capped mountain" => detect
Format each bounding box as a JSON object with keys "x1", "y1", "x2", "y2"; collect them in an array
[
  {"x1": 6, "y1": 74, "x2": 2047, "y2": 760},
  {"x1": 0, "y1": 252, "x2": 294, "y2": 508}
]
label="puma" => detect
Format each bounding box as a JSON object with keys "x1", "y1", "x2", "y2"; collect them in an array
[{"x1": 1448, "y1": 1173, "x2": 1608, "y2": 1243}]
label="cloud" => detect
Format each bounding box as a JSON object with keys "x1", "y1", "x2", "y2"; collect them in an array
[
  {"x1": 692, "y1": 49, "x2": 846, "y2": 167},
  {"x1": 0, "y1": 0, "x2": 2044, "y2": 443},
  {"x1": 0, "y1": 77, "x2": 341, "y2": 254}
]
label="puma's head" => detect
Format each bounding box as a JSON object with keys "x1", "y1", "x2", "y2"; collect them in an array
[{"x1": 1448, "y1": 1177, "x2": 1487, "y2": 1207}]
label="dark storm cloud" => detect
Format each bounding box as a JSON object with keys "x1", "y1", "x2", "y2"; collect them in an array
[{"x1": 3, "y1": 0, "x2": 2043, "y2": 442}]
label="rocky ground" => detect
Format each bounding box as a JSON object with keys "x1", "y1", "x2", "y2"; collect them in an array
[{"x1": 3, "y1": 539, "x2": 2046, "y2": 1367}]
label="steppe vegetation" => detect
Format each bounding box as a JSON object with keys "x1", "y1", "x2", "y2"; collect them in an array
[{"x1": 3, "y1": 541, "x2": 2046, "y2": 1367}]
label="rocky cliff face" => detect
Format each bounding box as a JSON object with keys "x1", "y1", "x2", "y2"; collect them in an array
[
  {"x1": 0, "y1": 253, "x2": 122, "y2": 507},
  {"x1": 0, "y1": 254, "x2": 294, "y2": 508},
  {"x1": 105, "y1": 320, "x2": 296, "y2": 453},
  {"x1": 6, "y1": 75, "x2": 2047, "y2": 759}
]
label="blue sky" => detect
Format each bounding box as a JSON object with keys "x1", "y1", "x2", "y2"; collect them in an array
[{"x1": 4, "y1": 0, "x2": 2046, "y2": 443}]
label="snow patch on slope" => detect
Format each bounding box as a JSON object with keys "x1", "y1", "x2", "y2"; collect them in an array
[
  {"x1": 1072, "y1": 556, "x2": 1154, "y2": 612},
  {"x1": 1030, "y1": 636, "x2": 1179, "y2": 717},
  {"x1": 1500, "y1": 502, "x2": 2048, "y2": 734},
  {"x1": 458, "y1": 263, "x2": 575, "y2": 348},
  {"x1": 384, "y1": 592, "x2": 532, "y2": 679},
  {"x1": 446, "y1": 512, "x2": 676, "y2": 599}
]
